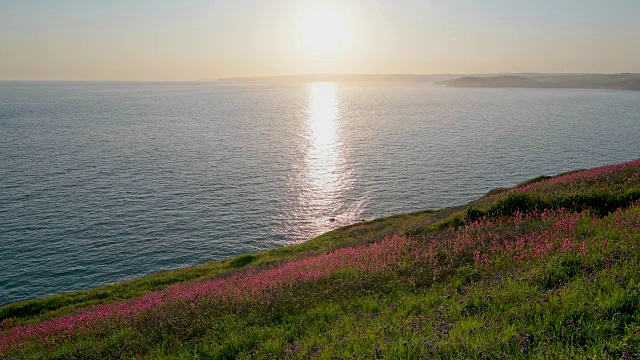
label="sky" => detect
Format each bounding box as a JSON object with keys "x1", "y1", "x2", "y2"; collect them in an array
[{"x1": 1, "y1": 0, "x2": 639, "y2": 81}]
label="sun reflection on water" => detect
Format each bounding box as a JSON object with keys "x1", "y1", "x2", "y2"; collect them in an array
[
  {"x1": 274, "y1": 82, "x2": 366, "y2": 244},
  {"x1": 276, "y1": 82, "x2": 366, "y2": 243},
  {"x1": 306, "y1": 82, "x2": 341, "y2": 193}
]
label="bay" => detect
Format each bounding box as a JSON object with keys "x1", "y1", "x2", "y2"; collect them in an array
[{"x1": 1, "y1": 81, "x2": 638, "y2": 305}]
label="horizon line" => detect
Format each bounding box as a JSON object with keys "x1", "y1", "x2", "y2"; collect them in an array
[{"x1": 1, "y1": 72, "x2": 638, "y2": 83}]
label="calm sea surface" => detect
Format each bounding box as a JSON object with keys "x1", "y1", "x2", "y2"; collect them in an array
[{"x1": 1, "y1": 81, "x2": 639, "y2": 305}]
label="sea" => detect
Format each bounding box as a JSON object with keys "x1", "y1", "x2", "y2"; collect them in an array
[{"x1": 1, "y1": 81, "x2": 639, "y2": 305}]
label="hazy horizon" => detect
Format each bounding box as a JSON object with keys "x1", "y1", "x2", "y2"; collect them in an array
[
  {"x1": 2, "y1": 0, "x2": 640, "y2": 81},
  {"x1": 0, "y1": 71, "x2": 640, "y2": 83}
]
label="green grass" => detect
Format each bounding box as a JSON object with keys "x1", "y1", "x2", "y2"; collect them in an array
[
  {"x1": 2, "y1": 159, "x2": 640, "y2": 359},
  {"x1": 0, "y1": 210, "x2": 437, "y2": 324}
]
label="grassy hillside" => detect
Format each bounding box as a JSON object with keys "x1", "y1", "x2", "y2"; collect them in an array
[{"x1": 2, "y1": 159, "x2": 640, "y2": 359}]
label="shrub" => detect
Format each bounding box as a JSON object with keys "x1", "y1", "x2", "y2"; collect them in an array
[{"x1": 230, "y1": 254, "x2": 258, "y2": 268}]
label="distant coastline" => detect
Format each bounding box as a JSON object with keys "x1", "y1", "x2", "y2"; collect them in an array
[
  {"x1": 211, "y1": 73, "x2": 640, "y2": 90},
  {"x1": 210, "y1": 73, "x2": 640, "y2": 89},
  {"x1": 213, "y1": 73, "x2": 461, "y2": 84},
  {"x1": 436, "y1": 74, "x2": 640, "y2": 91}
]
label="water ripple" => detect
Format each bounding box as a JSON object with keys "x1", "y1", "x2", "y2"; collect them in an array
[{"x1": 1, "y1": 82, "x2": 639, "y2": 305}]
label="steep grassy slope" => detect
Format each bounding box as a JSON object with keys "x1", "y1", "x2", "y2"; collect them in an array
[{"x1": 2, "y1": 159, "x2": 640, "y2": 359}]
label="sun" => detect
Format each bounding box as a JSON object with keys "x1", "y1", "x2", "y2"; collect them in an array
[{"x1": 296, "y1": 4, "x2": 351, "y2": 59}]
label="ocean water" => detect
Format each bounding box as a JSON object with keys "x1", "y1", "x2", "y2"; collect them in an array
[{"x1": 1, "y1": 81, "x2": 639, "y2": 305}]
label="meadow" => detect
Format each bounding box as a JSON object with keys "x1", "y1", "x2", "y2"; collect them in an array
[{"x1": 2, "y1": 159, "x2": 640, "y2": 359}]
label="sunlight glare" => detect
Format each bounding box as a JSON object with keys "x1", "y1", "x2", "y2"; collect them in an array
[
  {"x1": 307, "y1": 82, "x2": 340, "y2": 192},
  {"x1": 297, "y1": 4, "x2": 351, "y2": 59}
]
